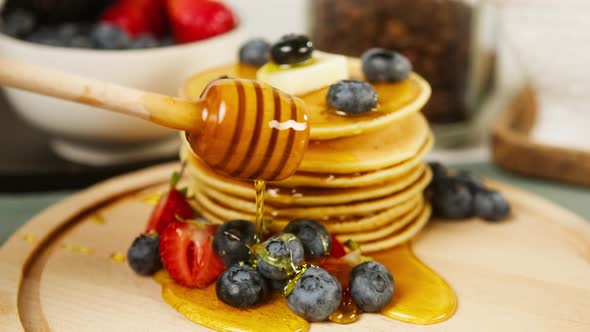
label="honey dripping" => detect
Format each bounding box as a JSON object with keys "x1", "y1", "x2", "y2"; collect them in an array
[
  {"x1": 182, "y1": 78, "x2": 309, "y2": 243},
  {"x1": 254, "y1": 179, "x2": 266, "y2": 243}
]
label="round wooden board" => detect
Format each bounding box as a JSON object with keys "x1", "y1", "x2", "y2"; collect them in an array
[{"x1": 1, "y1": 162, "x2": 589, "y2": 332}]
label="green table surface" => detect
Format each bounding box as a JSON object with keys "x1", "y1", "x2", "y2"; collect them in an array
[{"x1": 1, "y1": 162, "x2": 589, "y2": 246}]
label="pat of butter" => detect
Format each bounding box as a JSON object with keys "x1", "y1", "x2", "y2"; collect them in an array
[{"x1": 257, "y1": 51, "x2": 349, "y2": 96}]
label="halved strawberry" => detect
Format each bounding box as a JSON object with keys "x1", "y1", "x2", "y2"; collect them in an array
[
  {"x1": 160, "y1": 222, "x2": 225, "y2": 288},
  {"x1": 330, "y1": 235, "x2": 347, "y2": 258},
  {"x1": 145, "y1": 188, "x2": 194, "y2": 235},
  {"x1": 101, "y1": 0, "x2": 168, "y2": 37},
  {"x1": 166, "y1": 0, "x2": 237, "y2": 43}
]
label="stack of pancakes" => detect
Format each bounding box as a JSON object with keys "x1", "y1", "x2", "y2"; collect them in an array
[{"x1": 180, "y1": 60, "x2": 433, "y2": 253}]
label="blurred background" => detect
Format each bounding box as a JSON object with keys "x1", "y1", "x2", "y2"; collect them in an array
[{"x1": 0, "y1": 0, "x2": 589, "y2": 192}]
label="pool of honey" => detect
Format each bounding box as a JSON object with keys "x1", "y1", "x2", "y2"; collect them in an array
[{"x1": 154, "y1": 243, "x2": 456, "y2": 331}]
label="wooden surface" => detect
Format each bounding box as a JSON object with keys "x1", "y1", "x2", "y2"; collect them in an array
[
  {"x1": 492, "y1": 86, "x2": 590, "y2": 186},
  {"x1": 0, "y1": 162, "x2": 589, "y2": 331}
]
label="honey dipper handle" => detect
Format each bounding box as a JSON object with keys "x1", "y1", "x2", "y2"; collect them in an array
[{"x1": 0, "y1": 57, "x2": 203, "y2": 132}]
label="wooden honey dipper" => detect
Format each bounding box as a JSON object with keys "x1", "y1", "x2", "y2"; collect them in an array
[{"x1": 0, "y1": 58, "x2": 309, "y2": 181}]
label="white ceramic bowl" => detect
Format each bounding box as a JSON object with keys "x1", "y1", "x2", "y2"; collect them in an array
[{"x1": 0, "y1": 18, "x2": 243, "y2": 165}]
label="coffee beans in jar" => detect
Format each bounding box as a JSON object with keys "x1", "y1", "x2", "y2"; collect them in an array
[{"x1": 311, "y1": 0, "x2": 497, "y2": 124}]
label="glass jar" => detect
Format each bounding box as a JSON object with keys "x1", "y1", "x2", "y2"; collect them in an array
[{"x1": 311, "y1": 0, "x2": 497, "y2": 139}]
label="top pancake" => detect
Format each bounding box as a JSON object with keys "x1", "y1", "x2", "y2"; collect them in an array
[
  {"x1": 182, "y1": 111, "x2": 430, "y2": 175},
  {"x1": 182, "y1": 59, "x2": 431, "y2": 140}
]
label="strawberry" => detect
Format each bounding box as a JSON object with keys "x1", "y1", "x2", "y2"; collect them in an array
[
  {"x1": 145, "y1": 170, "x2": 194, "y2": 234},
  {"x1": 166, "y1": 0, "x2": 237, "y2": 43},
  {"x1": 330, "y1": 235, "x2": 347, "y2": 258},
  {"x1": 160, "y1": 222, "x2": 225, "y2": 288},
  {"x1": 100, "y1": 0, "x2": 168, "y2": 37}
]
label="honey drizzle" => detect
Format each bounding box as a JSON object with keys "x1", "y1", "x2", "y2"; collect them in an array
[
  {"x1": 254, "y1": 179, "x2": 266, "y2": 243},
  {"x1": 61, "y1": 244, "x2": 94, "y2": 255},
  {"x1": 110, "y1": 252, "x2": 126, "y2": 263},
  {"x1": 321, "y1": 260, "x2": 360, "y2": 324},
  {"x1": 329, "y1": 288, "x2": 360, "y2": 324},
  {"x1": 23, "y1": 234, "x2": 36, "y2": 243},
  {"x1": 90, "y1": 213, "x2": 105, "y2": 224},
  {"x1": 142, "y1": 192, "x2": 162, "y2": 206}
]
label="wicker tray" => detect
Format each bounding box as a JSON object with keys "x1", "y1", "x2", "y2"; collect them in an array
[{"x1": 492, "y1": 86, "x2": 590, "y2": 186}]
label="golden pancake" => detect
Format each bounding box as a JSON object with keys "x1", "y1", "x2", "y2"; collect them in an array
[
  {"x1": 343, "y1": 204, "x2": 432, "y2": 253},
  {"x1": 336, "y1": 199, "x2": 424, "y2": 243},
  {"x1": 298, "y1": 112, "x2": 429, "y2": 174},
  {"x1": 181, "y1": 111, "x2": 430, "y2": 175},
  {"x1": 186, "y1": 158, "x2": 426, "y2": 206},
  {"x1": 181, "y1": 60, "x2": 431, "y2": 140},
  {"x1": 279, "y1": 134, "x2": 433, "y2": 188},
  {"x1": 181, "y1": 132, "x2": 433, "y2": 189},
  {"x1": 191, "y1": 192, "x2": 423, "y2": 234},
  {"x1": 191, "y1": 168, "x2": 430, "y2": 219}
]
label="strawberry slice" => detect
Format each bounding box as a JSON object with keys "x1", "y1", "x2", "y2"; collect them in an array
[
  {"x1": 166, "y1": 0, "x2": 237, "y2": 43},
  {"x1": 330, "y1": 235, "x2": 347, "y2": 258},
  {"x1": 101, "y1": 0, "x2": 168, "y2": 37},
  {"x1": 145, "y1": 169, "x2": 193, "y2": 234},
  {"x1": 160, "y1": 222, "x2": 225, "y2": 288},
  {"x1": 145, "y1": 188, "x2": 194, "y2": 234}
]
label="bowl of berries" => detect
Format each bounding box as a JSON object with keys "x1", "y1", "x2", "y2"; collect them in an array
[{"x1": 0, "y1": 0, "x2": 242, "y2": 165}]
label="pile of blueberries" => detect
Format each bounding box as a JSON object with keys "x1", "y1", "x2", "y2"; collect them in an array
[
  {"x1": 1, "y1": 9, "x2": 170, "y2": 49},
  {"x1": 214, "y1": 219, "x2": 394, "y2": 321},
  {"x1": 239, "y1": 34, "x2": 412, "y2": 115},
  {"x1": 128, "y1": 218, "x2": 395, "y2": 322},
  {"x1": 427, "y1": 162, "x2": 511, "y2": 221}
]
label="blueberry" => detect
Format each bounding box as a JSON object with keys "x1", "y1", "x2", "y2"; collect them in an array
[
  {"x1": 130, "y1": 34, "x2": 159, "y2": 49},
  {"x1": 350, "y1": 261, "x2": 394, "y2": 312},
  {"x1": 327, "y1": 80, "x2": 378, "y2": 115},
  {"x1": 286, "y1": 266, "x2": 342, "y2": 321},
  {"x1": 474, "y1": 189, "x2": 510, "y2": 221},
  {"x1": 361, "y1": 48, "x2": 412, "y2": 82},
  {"x1": 216, "y1": 264, "x2": 269, "y2": 308},
  {"x1": 27, "y1": 27, "x2": 65, "y2": 47},
  {"x1": 56, "y1": 23, "x2": 80, "y2": 41},
  {"x1": 270, "y1": 34, "x2": 313, "y2": 65},
  {"x1": 428, "y1": 162, "x2": 448, "y2": 181},
  {"x1": 2, "y1": 10, "x2": 36, "y2": 38},
  {"x1": 91, "y1": 24, "x2": 130, "y2": 49},
  {"x1": 239, "y1": 38, "x2": 271, "y2": 67},
  {"x1": 256, "y1": 233, "x2": 304, "y2": 280},
  {"x1": 431, "y1": 176, "x2": 474, "y2": 219},
  {"x1": 284, "y1": 219, "x2": 331, "y2": 258},
  {"x1": 269, "y1": 278, "x2": 287, "y2": 292},
  {"x1": 158, "y1": 36, "x2": 175, "y2": 47},
  {"x1": 456, "y1": 174, "x2": 483, "y2": 199},
  {"x1": 69, "y1": 36, "x2": 95, "y2": 49},
  {"x1": 213, "y1": 219, "x2": 255, "y2": 266},
  {"x1": 127, "y1": 234, "x2": 162, "y2": 276},
  {"x1": 55, "y1": 23, "x2": 94, "y2": 48},
  {"x1": 426, "y1": 162, "x2": 448, "y2": 199}
]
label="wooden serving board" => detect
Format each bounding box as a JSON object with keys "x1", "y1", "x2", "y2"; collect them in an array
[{"x1": 1, "y1": 163, "x2": 589, "y2": 331}]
